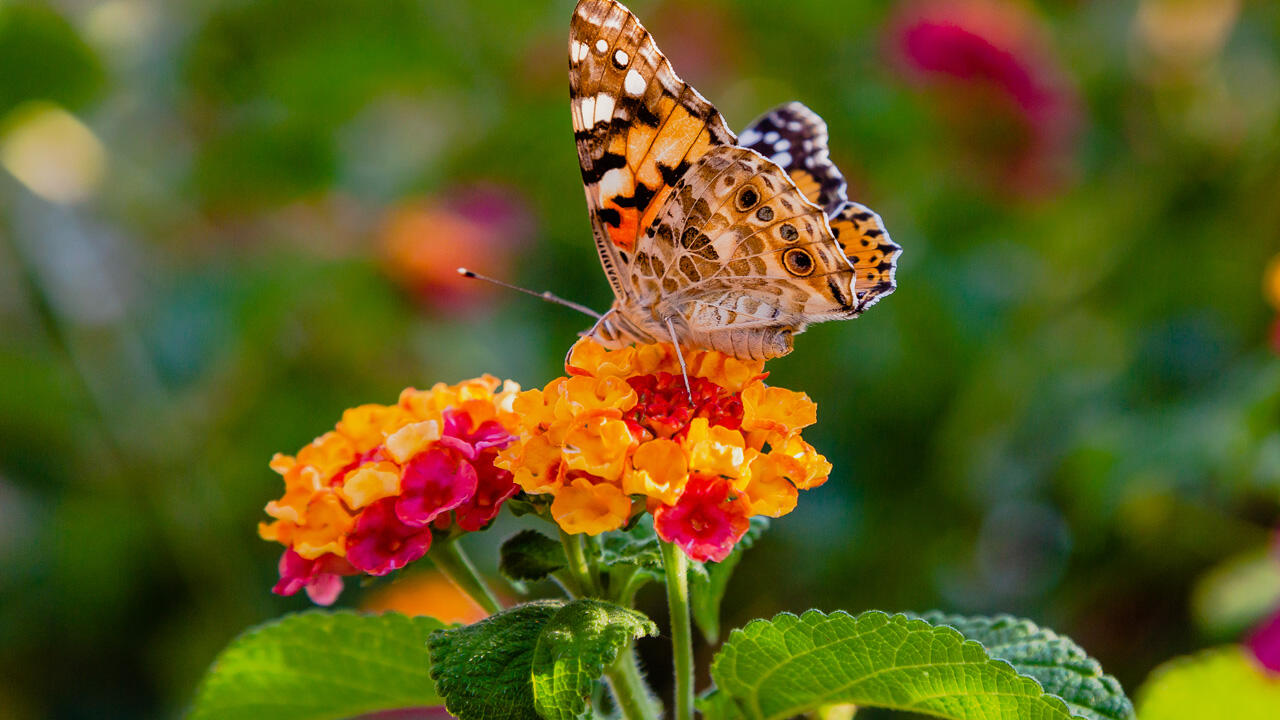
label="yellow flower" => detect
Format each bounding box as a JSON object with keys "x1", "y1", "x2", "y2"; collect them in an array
[{"x1": 550, "y1": 477, "x2": 631, "y2": 535}]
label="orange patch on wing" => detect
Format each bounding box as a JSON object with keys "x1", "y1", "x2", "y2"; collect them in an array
[
  {"x1": 606, "y1": 203, "x2": 640, "y2": 251},
  {"x1": 788, "y1": 170, "x2": 822, "y2": 207}
]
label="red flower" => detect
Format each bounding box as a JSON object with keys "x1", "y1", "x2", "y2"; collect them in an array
[
  {"x1": 890, "y1": 0, "x2": 1081, "y2": 197},
  {"x1": 653, "y1": 474, "x2": 751, "y2": 563},
  {"x1": 625, "y1": 373, "x2": 744, "y2": 440},
  {"x1": 346, "y1": 498, "x2": 435, "y2": 576}
]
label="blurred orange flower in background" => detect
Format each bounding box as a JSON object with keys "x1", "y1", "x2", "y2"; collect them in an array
[
  {"x1": 362, "y1": 570, "x2": 490, "y2": 624},
  {"x1": 381, "y1": 184, "x2": 534, "y2": 313}
]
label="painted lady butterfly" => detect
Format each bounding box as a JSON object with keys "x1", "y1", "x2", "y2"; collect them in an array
[{"x1": 570, "y1": 0, "x2": 900, "y2": 360}]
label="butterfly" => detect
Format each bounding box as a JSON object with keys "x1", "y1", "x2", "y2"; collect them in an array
[{"x1": 570, "y1": 0, "x2": 899, "y2": 360}]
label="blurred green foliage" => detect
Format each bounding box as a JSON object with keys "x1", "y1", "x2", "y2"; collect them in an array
[{"x1": 1, "y1": 0, "x2": 1278, "y2": 718}]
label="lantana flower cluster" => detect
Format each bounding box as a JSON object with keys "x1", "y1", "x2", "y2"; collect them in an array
[
  {"x1": 495, "y1": 339, "x2": 831, "y2": 562},
  {"x1": 259, "y1": 376, "x2": 521, "y2": 604}
]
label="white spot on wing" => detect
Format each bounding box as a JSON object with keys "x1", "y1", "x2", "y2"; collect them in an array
[
  {"x1": 739, "y1": 128, "x2": 762, "y2": 145},
  {"x1": 764, "y1": 131, "x2": 780, "y2": 143},
  {"x1": 578, "y1": 96, "x2": 596, "y2": 127},
  {"x1": 598, "y1": 167, "x2": 630, "y2": 198},
  {"x1": 774, "y1": 152, "x2": 793, "y2": 167},
  {"x1": 624, "y1": 68, "x2": 646, "y2": 96},
  {"x1": 614, "y1": 49, "x2": 629, "y2": 66},
  {"x1": 571, "y1": 41, "x2": 589, "y2": 63},
  {"x1": 595, "y1": 39, "x2": 609, "y2": 53},
  {"x1": 593, "y1": 92, "x2": 616, "y2": 124}
]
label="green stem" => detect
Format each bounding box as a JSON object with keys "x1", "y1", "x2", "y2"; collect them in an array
[
  {"x1": 560, "y1": 530, "x2": 599, "y2": 596},
  {"x1": 430, "y1": 540, "x2": 502, "y2": 615},
  {"x1": 602, "y1": 641, "x2": 662, "y2": 720},
  {"x1": 661, "y1": 540, "x2": 695, "y2": 720}
]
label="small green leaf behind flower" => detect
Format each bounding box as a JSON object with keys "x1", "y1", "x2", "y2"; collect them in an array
[
  {"x1": 188, "y1": 611, "x2": 446, "y2": 720},
  {"x1": 428, "y1": 599, "x2": 655, "y2": 720},
  {"x1": 499, "y1": 529, "x2": 567, "y2": 583},
  {"x1": 709, "y1": 609, "x2": 1131, "y2": 720}
]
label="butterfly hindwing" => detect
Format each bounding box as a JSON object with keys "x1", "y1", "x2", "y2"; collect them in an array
[
  {"x1": 829, "y1": 201, "x2": 900, "y2": 311},
  {"x1": 570, "y1": 0, "x2": 736, "y2": 300},
  {"x1": 739, "y1": 102, "x2": 848, "y2": 216},
  {"x1": 630, "y1": 146, "x2": 856, "y2": 341}
]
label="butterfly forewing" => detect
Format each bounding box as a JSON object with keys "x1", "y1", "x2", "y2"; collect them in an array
[{"x1": 570, "y1": 0, "x2": 735, "y2": 300}]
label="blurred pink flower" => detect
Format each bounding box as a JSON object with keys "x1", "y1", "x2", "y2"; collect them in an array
[
  {"x1": 381, "y1": 184, "x2": 534, "y2": 314},
  {"x1": 889, "y1": 0, "x2": 1082, "y2": 197},
  {"x1": 1245, "y1": 531, "x2": 1280, "y2": 674}
]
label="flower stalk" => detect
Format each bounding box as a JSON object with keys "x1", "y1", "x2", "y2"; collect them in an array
[
  {"x1": 661, "y1": 539, "x2": 695, "y2": 720},
  {"x1": 429, "y1": 540, "x2": 502, "y2": 615},
  {"x1": 602, "y1": 642, "x2": 662, "y2": 720}
]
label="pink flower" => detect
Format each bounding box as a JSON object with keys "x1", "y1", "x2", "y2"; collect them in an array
[
  {"x1": 1245, "y1": 530, "x2": 1280, "y2": 674},
  {"x1": 395, "y1": 449, "x2": 478, "y2": 527},
  {"x1": 346, "y1": 498, "x2": 434, "y2": 576},
  {"x1": 456, "y1": 450, "x2": 519, "y2": 532},
  {"x1": 272, "y1": 549, "x2": 357, "y2": 606},
  {"x1": 890, "y1": 0, "x2": 1081, "y2": 197},
  {"x1": 653, "y1": 475, "x2": 751, "y2": 563},
  {"x1": 1246, "y1": 610, "x2": 1280, "y2": 675}
]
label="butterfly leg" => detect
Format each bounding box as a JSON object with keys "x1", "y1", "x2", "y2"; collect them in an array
[{"x1": 663, "y1": 316, "x2": 694, "y2": 402}]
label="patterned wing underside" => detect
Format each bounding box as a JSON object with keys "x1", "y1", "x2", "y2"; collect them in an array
[
  {"x1": 739, "y1": 101, "x2": 848, "y2": 216},
  {"x1": 829, "y1": 201, "x2": 900, "y2": 311},
  {"x1": 570, "y1": 0, "x2": 736, "y2": 301},
  {"x1": 630, "y1": 145, "x2": 857, "y2": 330}
]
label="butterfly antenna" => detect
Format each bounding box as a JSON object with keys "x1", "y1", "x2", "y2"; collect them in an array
[
  {"x1": 457, "y1": 268, "x2": 601, "y2": 319},
  {"x1": 664, "y1": 316, "x2": 694, "y2": 402}
]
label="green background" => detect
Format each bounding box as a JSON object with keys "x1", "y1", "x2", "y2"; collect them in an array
[{"x1": 1, "y1": 0, "x2": 1277, "y2": 717}]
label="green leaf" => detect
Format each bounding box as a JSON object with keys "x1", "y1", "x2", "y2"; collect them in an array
[
  {"x1": 710, "y1": 609, "x2": 1082, "y2": 720},
  {"x1": 428, "y1": 601, "x2": 561, "y2": 720},
  {"x1": 531, "y1": 599, "x2": 658, "y2": 720},
  {"x1": 697, "y1": 688, "x2": 746, "y2": 720},
  {"x1": 499, "y1": 529, "x2": 567, "y2": 582},
  {"x1": 691, "y1": 517, "x2": 769, "y2": 644},
  {"x1": 1137, "y1": 645, "x2": 1280, "y2": 720},
  {"x1": 918, "y1": 612, "x2": 1134, "y2": 720},
  {"x1": 600, "y1": 518, "x2": 664, "y2": 569},
  {"x1": 189, "y1": 611, "x2": 445, "y2": 720}
]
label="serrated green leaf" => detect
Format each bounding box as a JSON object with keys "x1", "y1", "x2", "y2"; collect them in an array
[
  {"x1": 917, "y1": 612, "x2": 1134, "y2": 720},
  {"x1": 710, "y1": 609, "x2": 1081, "y2": 720},
  {"x1": 691, "y1": 517, "x2": 769, "y2": 644},
  {"x1": 499, "y1": 529, "x2": 567, "y2": 582},
  {"x1": 697, "y1": 688, "x2": 746, "y2": 720},
  {"x1": 428, "y1": 600, "x2": 562, "y2": 720},
  {"x1": 1137, "y1": 645, "x2": 1280, "y2": 720},
  {"x1": 189, "y1": 611, "x2": 445, "y2": 720},
  {"x1": 531, "y1": 599, "x2": 658, "y2": 720}
]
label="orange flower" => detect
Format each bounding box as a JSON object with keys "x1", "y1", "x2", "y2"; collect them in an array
[
  {"x1": 551, "y1": 477, "x2": 632, "y2": 535},
  {"x1": 498, "y1": 339, "x2": 832, "y2": 561}
]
